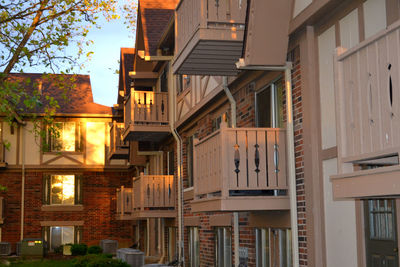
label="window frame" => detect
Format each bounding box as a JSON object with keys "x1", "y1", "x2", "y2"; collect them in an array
[
  {"x1": 188, "y1": 226, "x2": 200, "y2": 267},
  {"x1": 44, "y1": 121, "x2": 84, "y2": 153},
  {"x1": 255, "y1": 77, "x2": 284, "y2": 128},
  {"x1": 43, "y1": 174, "x2": 83, "y2": 206},
  {"x1": 255, "y1": 228, "x2": 292, "y2": 267},
  {"x1": 215, "y1": 227, "x2": 232, "y2": 267},
  {"x1": 42, "y1": 225, "x2": 82, "y2": 252},
  {"x1": 186, "y1": 136, "x2": 194, "y2": 188}
]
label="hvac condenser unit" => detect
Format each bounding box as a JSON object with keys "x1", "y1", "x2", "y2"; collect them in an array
[
  {"x1": 100, "y1": 239, "x2": 118, "y2": 255},
  {"x1": 0, "y1": 242, "x2": 11, "y2": 255},
  {"x1": 117, "y1": 248, "x2": 144, "y2": 267}
]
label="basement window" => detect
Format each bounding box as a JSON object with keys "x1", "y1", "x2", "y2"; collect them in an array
[
  {"x1": 215, "y1": 227, "x2": 232, "y2": 267},
  {"x1": 256, "y1": 228, "x2": 292, "y2": 267}
]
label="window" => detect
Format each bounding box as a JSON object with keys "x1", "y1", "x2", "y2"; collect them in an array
[
  {"x1": 215, "y1": 227, "x2": 232, "y2": 267},
  {"x1": 43, "y1": 174, "x2": 83, "y2": 205},
  {"x1": 255, "y1": 79, "x2": 284, "y2": 128},
  {"x1": 42, "y1": 225, "x2": 82, "y2": 251},
  {"x1": 45, "y1": 122, "x2": 83, "y2": 152},
  {"x1": 256, "y1": 228, "x2": 292, "y2": 267},
  {"x1": 186, "y1": 136, "x2": 194, "y2": 188},
  {"x1": 161, "y1": 65, "x2": 168, "y2": 92},
  {"x1": 189, "y1": 227, "x2": 200, "y2": 267},
  {"x1": 177, "y1": 75, "x2": 191, "y2": 95}
]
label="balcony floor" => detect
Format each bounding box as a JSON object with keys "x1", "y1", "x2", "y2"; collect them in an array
[
  {"x1": 174, "y1": 34, "x2": 244, "y2": 76},
  {"x1": 191, "y1": 195, "x2": 290, "y2": 213},
  {"x1": 117, "y1": 210, "x2": 177, "y2": 220},
  {"x1": 123, "y1": 124, "x2": 170, "y2": 142},
  {"x1": 108, "y1": 148, "x2": 129, "y2": 160}
]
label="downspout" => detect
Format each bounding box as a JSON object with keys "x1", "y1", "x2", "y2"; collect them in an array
[
  {"x1": 168, "y1": 61, "x2": 185, "y2": 266},
  {"x1": 235, "y1": 62, "x2": 299, "y2": 267},
  {"x1": 20, "y1": 124, "x2": 25, "y2": 241},
  {"x1": 222, "y1": 77, "x2": 239, "y2": 267}
]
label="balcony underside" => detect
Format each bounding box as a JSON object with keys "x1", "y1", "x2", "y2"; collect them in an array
[
  {"x1": 117, "y1": 210, "x2": 177, "y2": 220},
  {"x1": 108, "y1": 148, "x2": 129, "y2": 160},
  {"x1": 123, "y1": 124, "x2": 170, "y2": 142},
  {"x1": 173, "y1": 29, "x2": 244, "y2": 76},
  {"x1": 331, "y1": 165, "x2": 400, "y2": 199},
  {"x1": 191, "y1": 196, "x2": 290, "y2": 213}
]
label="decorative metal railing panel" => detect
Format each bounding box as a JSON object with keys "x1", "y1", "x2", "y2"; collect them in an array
[
  {"x1": 124, "y1": 91, "x2": 168, "y2": 130},
  {"x1": 193, "y1": 124, "x2": 287, "y2": 198},
  {"x1": 335, "y1": 21, "x2": 400, "y2": 162},
  {"x1": 132, "y1": 174, "x2": 175, "y2": 210}
]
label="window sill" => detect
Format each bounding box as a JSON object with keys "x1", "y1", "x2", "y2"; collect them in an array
[
  {"x1": 41, "y1": 205, "x2": 84, "y2": 212},
  {"x1": 42, "y1": 151, "x2": 84, "y2": 155}
]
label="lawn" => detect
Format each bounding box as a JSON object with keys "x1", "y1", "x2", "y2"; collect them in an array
[{"x1": 0, "y1": 259, "x2": 74, "y2": 267}]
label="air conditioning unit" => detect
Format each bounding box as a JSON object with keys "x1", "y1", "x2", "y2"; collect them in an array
[
  {"x1": 0, "y1": 242, "x2": 11, "y2": 255},
  {"x1": 117, "y1": 248, "x2": 144, "y2": 267},
  {"x1": 100, "y1": 239, "x2": 118, "y2": 255}
]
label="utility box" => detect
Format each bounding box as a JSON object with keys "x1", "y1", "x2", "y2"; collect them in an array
[
  {"x1": 100, "y1": 239, "x2": 118, "y2": 255},
  {"x1": 20, "y1": 238, "x2": 46, "y2": 257},
  {"x1": 117, "y1": 248, "x2": 144, "y2": 267}
]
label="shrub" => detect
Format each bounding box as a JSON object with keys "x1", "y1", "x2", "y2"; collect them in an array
[
  {"x1": 87, "y1": 245, "x2": 102, "y2": 254},
  {"x1": 73, "y1": 254, "x2": 129, "y2": 267},
  {"x1": 71, "y1": 243, "x2": 88, "y2": 256},
  {"x1": 53, "y1": 245, "x2": 63, "y2": 254}
]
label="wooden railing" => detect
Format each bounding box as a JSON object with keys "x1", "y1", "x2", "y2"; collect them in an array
[
  {"x1": 335, "y1": 20, "x2": 400, "y2": 163},
  {"x1": 109, "y1": 122, "x2": 128, "y2": 156},
  {"x1": 175, "y1": 0, "x2": 247, "y2": 55},
  {"x1": 193, "y1": 123, "x2": 287, "y2": 198},
  {"x1": 124, "y1": 91, "x2": 169, "y2": 130},
  {"x1": 132, "y1": 173, "x2": 175, "y2": 210},
  {"x1": 116, "y1": 187, "x2": 133, "y2": 217}
]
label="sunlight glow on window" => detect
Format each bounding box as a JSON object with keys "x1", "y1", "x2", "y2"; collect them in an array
[{"x1": 51, "y1": 175, "x2": 75, "y2": 205}]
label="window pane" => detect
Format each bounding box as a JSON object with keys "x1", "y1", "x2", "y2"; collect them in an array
[
  {"x1": 63, "y1": 226, "x2": 74, "y2": 244},
  {"x1": 256, "y1": 87, "x2": 272, "y2": 127},
  {"x1": 51, "y1": 175, "x2": 75, "y2": 205},
  {"x1": 50, "y1": 227, "x2": 62, "y2": 250},
  {"x1": 62, "y1": 122, "x2": 76, "y2": 151}
]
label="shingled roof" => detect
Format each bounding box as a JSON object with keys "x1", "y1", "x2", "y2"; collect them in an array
[
  {"x1": 7, "y1": 73, "x2": 112, "y2": 116},
  {"x1": 139, "y1": 0, "x2": 179, "y2": 56}
]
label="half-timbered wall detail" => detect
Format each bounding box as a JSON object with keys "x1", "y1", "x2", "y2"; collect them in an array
[{"x1": 176, "y1": 75, "x2": 222, "y2": 126}]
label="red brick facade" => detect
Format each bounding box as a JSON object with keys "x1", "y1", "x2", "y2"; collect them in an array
[{"x1": 0, "y1": 170, "x2": 133, "y2": 252}]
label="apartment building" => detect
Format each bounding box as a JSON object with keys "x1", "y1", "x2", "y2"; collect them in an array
[
  {"x1": 114, "y1": 0, "x2": 400, "y2": 266},
  {"x1": 0, "y1": 73, "x2": 132, "y2": 253}
]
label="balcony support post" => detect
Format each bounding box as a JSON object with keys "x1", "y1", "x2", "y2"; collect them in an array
[{"x1": 222, "y1": 76, "x2": 240, "y2": 267}]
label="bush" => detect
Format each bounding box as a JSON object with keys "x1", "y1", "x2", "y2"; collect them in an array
[
  {"x1": 87, "y1": 245, "x2": 102, "y2": 254},
  {"x1": 53, "y1": 245, "x2": 63, "y2": 254},
  {"x1": 71, "y1": 243, "x2": 88, "y2": 256},
  {"x1": 73, "y1": 254, "x2": 129, "y2": 267}
]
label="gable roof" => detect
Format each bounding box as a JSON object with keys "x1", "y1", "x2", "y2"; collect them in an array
[
  {"x1": 138, "y1": 0, "x2": 178, "y2": 56},
  {"x1": 7, "y1": 73, "x2": 112, "y2": 116}
]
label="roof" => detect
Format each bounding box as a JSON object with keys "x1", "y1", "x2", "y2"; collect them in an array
[
  {"x1": 118, "y1": 48, "x2": 135, "y2": 103},
  {"x1": 7, "y1": 73, "x2": 112, "y2": 115},
  {"x1": 139, "y1": 0, "x2": 179, "y2": 56}
]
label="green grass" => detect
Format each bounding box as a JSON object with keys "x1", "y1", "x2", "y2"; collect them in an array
[{"x1": 0, "y1": 259, "x2": 74, "y2": 267}]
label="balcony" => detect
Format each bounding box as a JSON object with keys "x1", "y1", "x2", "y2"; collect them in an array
[
  {"x1": 173, "y1": 0, "x2": 247, "y2": 76},
  {"x1": 0, "y1": 142, "x2": 5, "y2": 168},
  {"x1": 108, "y1": 122, "x2": 129, "y2": 160},
  {"x1": 123, "y1": 91, "x2": 170, "y2": 142},
  {"x1": 191, "y1": 123, "x2": 289, "y2": 212},
  {"x1": 332, "y1": 20, "x2": 400, "y2": 199},
  {"x1": 116, "y1": 174, "x2": 176, "y2": 220}
]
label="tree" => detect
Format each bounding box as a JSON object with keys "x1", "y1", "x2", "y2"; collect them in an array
[{"x1": 0, "y1": 0, "x2": 124, "y2": 148}]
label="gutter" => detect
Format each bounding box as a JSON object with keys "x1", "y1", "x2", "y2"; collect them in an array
[
  {"x1": 236, "y1": 62, "x2": 299, "y2": 267},
  {"x1": 19, "y1": 121, "x2": 27, "y2": 241}
]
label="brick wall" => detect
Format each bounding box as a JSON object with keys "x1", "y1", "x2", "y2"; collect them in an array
[{"x1": 0, "y1": 170, "x2": 133, "y2": 252}]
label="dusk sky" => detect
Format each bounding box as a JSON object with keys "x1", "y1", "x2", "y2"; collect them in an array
[{"x1": 81, "y1": 2, "x2": 136, "y2": 107}]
